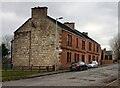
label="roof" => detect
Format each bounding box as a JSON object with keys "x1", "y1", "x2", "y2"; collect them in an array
[
  {"x1": 106, "y1": 51, "x2": 112, "y2": 55},
  {"x1": 14, "y1": 18, "x2": 31, "y2": 33},
  {"x1": 47, "y1": 16, "x2": 100, "y2": 45},
  {"x1": 14, "y1": 15, "x2": 100, "y2": 45}
]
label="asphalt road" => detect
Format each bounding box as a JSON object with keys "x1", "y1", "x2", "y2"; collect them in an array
[
  {"x1": 105, "y1": 79, "x2": 118, "y2": 86},
  {"x1": 3, "y1": 64, "x2": 118, "y2": 86}
]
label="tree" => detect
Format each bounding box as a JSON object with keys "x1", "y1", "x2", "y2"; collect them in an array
[
  {"x1": 2, "y1": 35, "x2": 13, "y2": 51},
  {"x1": 2, "y1": 43, "x2": 9, "y2": 58},
  {"x1": 1, "y1": 43, "x2": 10, "y2": 70},
  {"x1": 0, "y1": 44, "x2": 1, "y2": 53},
  {"x1": 1, "y1": 35, "x2": 13, "y2": 58},
  {"x1": 0, "y1": 35, "x2": 13, "y2": 69},
  {"x1": 109, "y1": 33, "x2": 120, "y2": 60}
]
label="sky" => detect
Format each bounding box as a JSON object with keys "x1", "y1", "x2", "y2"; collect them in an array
[{"x1": 1, "y1": 1, "x2": 118, "y2": 50}]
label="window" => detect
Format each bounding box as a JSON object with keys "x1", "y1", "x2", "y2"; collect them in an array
[
  {"x1": 67, "y1": 52, "x2": 71, "y2": 63},
  {"x1": 96, "y1": 56, "x2": 99, "y2": 62},
  {"x1": 105, "y1": 55, "x2": 108, "y2": 60},
  {"x1": 77, "y1": 54, "x2": 79, "y2": 61},
  {"x1": 88, "y1": 55, "x2": 91, "y2": 63},
  {"x1": 67, "y1": 35, "x2": 72, "y2": 46},
  {"x1": 93, "y1": 44, "x2": 95, "y2": 52},
  {"x1": 89, "y1": 42, "x2": 92, "y2": 51},
  {"x1": 74, "y1": 53, "x2": 77, "y2": 62},
  {"x1": 101, "y1": 50, "x2": 104, "y2": 60},
  {"x1": 76, "y1": 38, "x2": 78, "y2": 48},
  {"x1": 92, "y1": 56, "x2": 95, "y2": 61},
  {"x1": 97, "y1": 46, "x2": 99, "y2": 52},
  {"x1": 82, "y1": 55, "x2": 85, "y2": 62},
  {"x1": 109, "y1": 55, "x2": 112, "y2": 60},
  {"x1": 82, "y1": 40, "x2": 85, "y2": 50},
  {"x1": 74, "y1": 53, "x2": 79, "y2": 62}
]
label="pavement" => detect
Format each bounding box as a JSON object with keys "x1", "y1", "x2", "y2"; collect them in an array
[
  {"x1": 25, "y1": 70, "x2": 70, "y2": 79},
  {"x1": 25, "y1": 63, "x2": 117, "y2": 79},
  {"x1": 3, "y1": 63, "x2": 116, "y2": 81},
  {"x1": 3, "y1": 64, "x2": 118, "y2": 86},
  {"x1": 14, "y1": 64, "x2": 115, "y2": 80}
]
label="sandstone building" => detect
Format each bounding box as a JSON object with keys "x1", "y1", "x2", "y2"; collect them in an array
[{"x1": 12, "y1": 7, "x2": 101, "y2": 70}]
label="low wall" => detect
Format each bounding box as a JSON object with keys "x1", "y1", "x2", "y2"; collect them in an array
[
  {"x1": 101, "y1": 60, "x2": 113, "y2": 64},
  {"x1": 13, "y1": 66, "x2": 55, "y2": 71}
]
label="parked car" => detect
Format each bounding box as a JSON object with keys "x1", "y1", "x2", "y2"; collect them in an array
[
  {"x1": 87, "y1": 61, "x2": 98, "y2": 68},
  {"x1": 70, "y1": 61, "x2": 88, "y2": 71}
]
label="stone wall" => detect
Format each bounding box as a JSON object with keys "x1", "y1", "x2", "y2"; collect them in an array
[
  {"x1": 12, "y1": 16, "x2": 62, "y2": 69},
  {"x1": 12, "y1": 31, "x2": 31, "y2": 66}
]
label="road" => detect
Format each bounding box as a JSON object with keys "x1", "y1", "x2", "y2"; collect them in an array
[
  {"x1": 3, "y1": 64, "x2": 118, "y2": 86},
  {"x1": 105, "y1": 79, "x2": 118, "y2": 86}
]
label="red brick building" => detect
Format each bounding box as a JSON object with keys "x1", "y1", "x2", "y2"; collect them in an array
[
  {"x1": 101, "y1": 48, "x2": 113, "y2": 64},
  {"x1": 60, "y1": 22, "x2": 101, "y2": 69},
  {"x1": 12, "y1": 7, "x2": 101, "y2": 70}
]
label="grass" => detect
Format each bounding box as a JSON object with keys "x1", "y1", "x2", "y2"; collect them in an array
[{"x1": 1, "y1": 70, "x2": 49, "y2": 81}]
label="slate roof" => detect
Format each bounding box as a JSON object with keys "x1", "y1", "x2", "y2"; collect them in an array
[
  {"x1": 47, "y1": 16, "x2": 100, "y2": 45},
  {"x1": 14, "y1": 15, "x2": 100, "y2": 45},
  {"x1": 14, "y1": 18, "x2": 31, "y2": 33},
  {"x1": 106, "y1": 51, "x2": 112, "y2": 55}
]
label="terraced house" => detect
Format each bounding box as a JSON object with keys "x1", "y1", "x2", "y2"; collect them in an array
[{"x1": 12, "y1": 7, "x2": 101, "y2": 70}]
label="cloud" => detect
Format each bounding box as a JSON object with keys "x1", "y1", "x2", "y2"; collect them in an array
[
  {"x1": 1, "y1": 5, "x2": 30, "y2": 35},
  {"x1": 101, "y1": 45, "x2": 111, "y2": 50},
  {"x1": 1, "y1": 2, "x2": 118, "y2": 50}
]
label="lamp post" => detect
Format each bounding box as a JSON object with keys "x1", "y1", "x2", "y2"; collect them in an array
[{"x1": 54, "y1": 17, "x2": 63, "y2": 71}]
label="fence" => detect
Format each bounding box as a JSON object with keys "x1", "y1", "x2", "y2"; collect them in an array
[
  {"x1": 13, "y1": 66, "x2": 55, "y2": 72},
  {"x1": 2, "y1": 63, "x2": 13, "y2": 70}
]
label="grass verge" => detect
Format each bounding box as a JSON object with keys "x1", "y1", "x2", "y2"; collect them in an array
[{"x1": 2, "y1": 70, "x2": 49, "y2": 81}]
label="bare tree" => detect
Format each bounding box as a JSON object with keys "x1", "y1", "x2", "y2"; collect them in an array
[
  {"x1": 109, "y1": 33, "x2": 120, "y2": 60},
  {"x1": 2, "y1": 35, "x2": 13, "y2": 51},
  {"x1": 2, "y1": 35, "x2": 13, "y2": 58}
]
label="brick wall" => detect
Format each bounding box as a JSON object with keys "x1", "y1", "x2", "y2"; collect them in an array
[
  {"x1": 101, "y1": 60, "x2": 113, "y2": 64},
  {"x1": 60, "y1": 29, "x2": 101, "y2": 69}
]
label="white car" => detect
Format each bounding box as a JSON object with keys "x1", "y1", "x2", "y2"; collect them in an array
[{"x1": 87, "y1": 61, "x2": 98, "y2": 68}]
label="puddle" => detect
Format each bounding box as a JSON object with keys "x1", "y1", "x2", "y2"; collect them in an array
[
  {"x1": 89, "y1": 79, "x2": 96, "y2": 81},
  {"x1": 80, "y1": 78, "x2": 96, "y2": 82},
  {"x1": 69, "y1": 77, "x2": 76, "y2": 79}
]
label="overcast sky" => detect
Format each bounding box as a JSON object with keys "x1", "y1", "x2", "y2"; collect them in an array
[{"x1": 1, "y1": 1, "x2": 118, "y2": 50}]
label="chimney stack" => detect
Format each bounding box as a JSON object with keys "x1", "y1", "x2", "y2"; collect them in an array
[
  {"x1": 82, "y1": 32, "x2": 88, "y2": 36},
  {"x1": 64, "y1": 22, "x2": 75, "y2": 29},
  {"x1": 31, "y1": 6, "x2": 48, "y2": 19}
]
